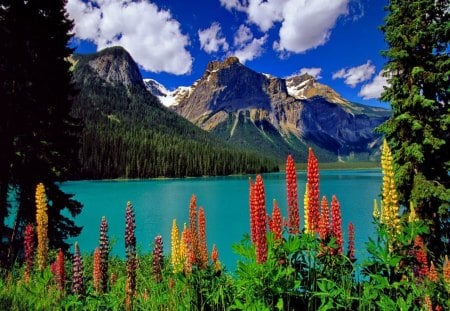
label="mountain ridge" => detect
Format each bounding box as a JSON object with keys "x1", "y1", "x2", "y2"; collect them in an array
[{"x1": 144, "y1": 56, "x2": 390, "y2": 162}]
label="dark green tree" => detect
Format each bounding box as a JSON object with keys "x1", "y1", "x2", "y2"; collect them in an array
[
  {"x1": 0, "y1": 0, "x2": 82, "y2": 265},
  {"x1": 379, "y1": 0, "x2": 450, "y2": 256}
]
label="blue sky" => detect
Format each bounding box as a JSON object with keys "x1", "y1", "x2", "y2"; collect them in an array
[{"x1": 66, "y1": 0, "x2": 390, "y2": 108}]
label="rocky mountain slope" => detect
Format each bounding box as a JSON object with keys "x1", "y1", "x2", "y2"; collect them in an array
[
  {"x1": 69, "y1": 47, "x2": 278, "y2": 178},
  {"x1": 151, "y1": 57, "x2": 390, "y2": 162}
]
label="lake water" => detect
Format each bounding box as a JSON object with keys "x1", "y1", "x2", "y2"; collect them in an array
[{"x1": 61, "y1": 170, "x2": 381, "y2": 271}]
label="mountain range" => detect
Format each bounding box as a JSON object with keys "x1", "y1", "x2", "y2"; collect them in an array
[
  {"x1": 69, "y1": 46, "x2": 278, "y2": 179},
  {"x1": 145, "y1": 56, "x2": 390, "y2": 162}
]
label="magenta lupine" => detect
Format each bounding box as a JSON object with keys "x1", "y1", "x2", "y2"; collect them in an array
[
  {"x1": 23, "y1": 224, "x2": 35, "y2": 283},
  {"x1": 286, "y1": 155, "x2": 300, "y2": 234},
  {"x1": 331, "y1": 195, "x2": 343, "y2": 255},
  {"x1": 72, "y1": 242, "x2": 85, "y2": 296},
  {"x1": 153, "y1": 235, "x2": 164, "y2": 283},
  {"x1": 347, "y1": 222, "x2": 355, "y2": 260},
  {"x1": 125, "y1": 202, "x2": 137, "y2": 308},
  {"x1": 99, "y1": 216, "x2": 109, "y2": 293},
  {"x1": 249, "y1": 178, "x2": 257, "y2": 244}
]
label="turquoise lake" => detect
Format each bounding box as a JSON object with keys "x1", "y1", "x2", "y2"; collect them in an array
[{"x1": 61, "y1": 170, "x2": 381, "y2": 271}]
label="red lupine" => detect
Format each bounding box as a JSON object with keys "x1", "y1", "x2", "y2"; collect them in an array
[
  {"x1": 331, "y1": 195, "x2": 343, "y2": 255},
  {"x1": 52, "y1": 249, "x2": 65, "y2": 291},
  {"x1": 347, "y1": 222, "x2": 355, "y2": 260},
  {"x1": 249, "y1": 178, "x2": 257, "y2": 243},
  {"x1": 183, "y1": 228, "x2": 195, "y2": 274},
  {"x1": 270, "y1": 200, "x2": 283, "y2": 242},
  {"x1": 198, "y1": 207, "x2": 208, "y2": 269},
  {"x1": 23, "y1": 224, "x2": 35, "y2": 283},
  {"x1": 152, "y1": 235, "x2": 164, "y2": 283},
  {"x1": 428, "y1": 261, "x2": 438, "y2": 283},
  {"x1": 93, "y1": 247, "x2": 101, "y2": 293},
  {"x1": 318, "y1": 196, "x2": 330, "y2": 241},
  {"x1": 253, "y1": 175, "x2": 267, "y2": 263},
  {"x1": 286, "y1": 155, "x2": 300, "y2": 234},
  {"x1": 307, "y1": 148, "x2": 320, "y2": 233},
  {"x1": 413, "y1": 235, "x2": 429, "y2": 279}
]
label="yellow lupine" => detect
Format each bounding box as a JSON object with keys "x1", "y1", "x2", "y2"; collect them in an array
[
  {"x1": 171, "y1": 219, "x2": 182, "y2": 273},
  {"x1": 35, "y1": 183, "x2": 48, "y2": 271},
  {"x1": 408, "y1": 201, "x2": 419, "y2": 223},
  {"x1": 179, "y1": 223, "x2": 187, "y2": 261},
  {"x1": 303, "y1": 184, "x2": 310, "y2": 234},
  {"x1": 381, "y1": 139, "x2": 400, "y2": 236},
  {"x1": 373, "y1": 199, "x2": 380, "y2": 219}
]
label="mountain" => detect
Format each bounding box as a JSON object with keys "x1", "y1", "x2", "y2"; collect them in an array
[
  {"x1": 163, "y1": 57, "x2": 390, "y2": 162},
  {"x1": 69, "y1": 47, "x2": 279, "y2": 178},
  {"x1": 142, "y1": 78, "x2": 191, "y2": 107}
]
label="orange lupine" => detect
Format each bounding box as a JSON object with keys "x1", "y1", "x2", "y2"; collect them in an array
[
  {"x1": 443, "y1": 255, "x2": 450, "y2": 285},
  {"x1": 307, "y1": 148, "x2": 320, "y2": 233},
  {"x1": 188, "y1": 195, "x2": 199, "y2": 265},
  {"x1": 93, "y1": 247, "x2": 101, "y2": 292},
  {"x1": 198, "y1": 207, "x2": 208, "y2": 269},
  {"x1": 35, "y1": 183, "x2": 48, "y2": 271},
  {"x1": 428, "y1": 261, "x2": 438, "y2": 283},
  {"x1": 413, "y1": 235, "x2": 429, "y2": 279},
  {"x1": 286, "y1": 155, "x2": 299, "y2": 234},
  {"x1": 211, "y1": 244, "x2": 221, "y2": 271}
]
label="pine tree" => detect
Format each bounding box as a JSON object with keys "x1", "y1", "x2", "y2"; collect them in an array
[
  {"x1": 0, "y1": 0, "x2": 82, "y2": 264},
  {"x1": 378, "y1": 0, "x2": 450, "y2": 255}
]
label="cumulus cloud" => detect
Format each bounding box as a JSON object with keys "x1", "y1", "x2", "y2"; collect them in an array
[
  {"x1": 359, "y1": 70, "x2": 389, "y2": 100},
  {"x1": 66, "y1": 0, "x2": 193, "y2": 75},
  {"x1": 221, "y1": 0, "x2": 350, "y2": 54},
  {"x1": 229, "y1": 24, "x2": 267, "y2": 63},
  {"x1": 198, "y1": 23, "x2": 229, "y2": 53},
  {"x1": 332, "y1": 61, "x2": 375, "y2": 87}
]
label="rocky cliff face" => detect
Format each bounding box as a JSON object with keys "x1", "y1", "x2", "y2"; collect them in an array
[
  {"x1": 84, "y1": 46, "x2": 144, "y2": 87},
  {"x1": 171, "y1": 57, "x2": 390, "y2": 161}
]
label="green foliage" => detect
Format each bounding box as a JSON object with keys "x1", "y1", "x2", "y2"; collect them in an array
[{"x1": 378, "y1": 0, "x2": 450, "y2": 256}]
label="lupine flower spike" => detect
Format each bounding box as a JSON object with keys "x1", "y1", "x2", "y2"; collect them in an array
[
  {"x1": 171, "y1": 219, "x2": 182, "y2": 273},
  {"x1": 93, "y1": 247, "x2": 101, "y2": 293},
  {"x1": 248, "y1": 178, "x2": 256, "y2": 243},
  {"x1": 270, "y1": 200, "x2": 283, "y2": 242},
  {"x1": 381, "y1": 139, "x2": 400, "y2": 237},
  {"x1": 303, "y1": 184, "x2": 310, "y2": 234},
  {"x1": 373, "y1": 199, "x2": 380, "y2": 220},
  {"x1": 413, "y1": 235, "x2": 428, "y2": 279},
  {"x1": 99, "y1": 216, "x2": 109, "y2": 293},
  {"x1": 152, "y1": 235, "x2": 164, "y2": 283},
  {"x1": 331, "y1": 195, "x2": 343, "y2": 255},
  {"x1": 188, "y1": 195, "x2": 198, "y2": 265},
  {"x1": 35, "y1": 183, "x2": 48, "y2": 271},
  {"x1": 307, "y1": 148, "x2": 320, "y2": 233},
  {"x1": 198, "y1": 207, "x2": 208, "y2": 269},
  {"x1": 51, "y1": 249, "x2": 65, "y2": 291},
  {"x1": 408, "y1": 201, "x2": 419, "y2": 223},
  {"x1": 428, "y1": 261, "x2": 438, "y2": 283},
  {"x1": 253, "y1": 175, "x2": 267, "y2": 264},
  {"x1": 23, "y1": 224, "x2": 35, "y2": 283},
  {"x1": 319, "y1": 196, "x2": 330, "y2": 241},
  {"x1": 443, "y1": 255, "x2": 450, "y2": 286},
  {"x1": 125, "y1": 202, "x2": 137, "y2": 310},
  {"x1": 72, "y1": 242, "x2": 85, "y2": 296},
  {"x1": 286, "y1": 155, "x2": 299, "y2": 234},
  {"x1": 211, "y1": 244, "x2": 221, "y2": 271},
  {"x1": 347, "y1": 222, "x2": 355, "y2": 260}
]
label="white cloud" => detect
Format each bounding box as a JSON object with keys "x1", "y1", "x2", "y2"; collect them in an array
[
  {"x1": 221, "y1": 0, "x2": 350, "y2": 54},
  {"x1": 276, "y1": 0, "x2": 349, "y2": 53},
  {"x1": 296, "y1": 67, "x2": 322, "y2": 79},
  {"x1": 332, "y1": 60, "x2": 375, "y2": 87},
  {"x1": 232, "y1": 35, "x2": 268, "y2": 63},
  {"x1": 198, "y1": 23, "x2": 229, "y2": 53},
  {"x1": 228, "y1": 25, "x2": 267, "y2": 63},
  {"x1": 66, "y1": 0, "x2": 193, "y2": 75},
  {"x1": 359, "y1": 70, "x2": 389, "y2": 100}
]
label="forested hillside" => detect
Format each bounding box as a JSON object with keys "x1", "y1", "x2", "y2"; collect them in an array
[{"x1": 70, "y1": 48, "x2": 278, "y2": 179}]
